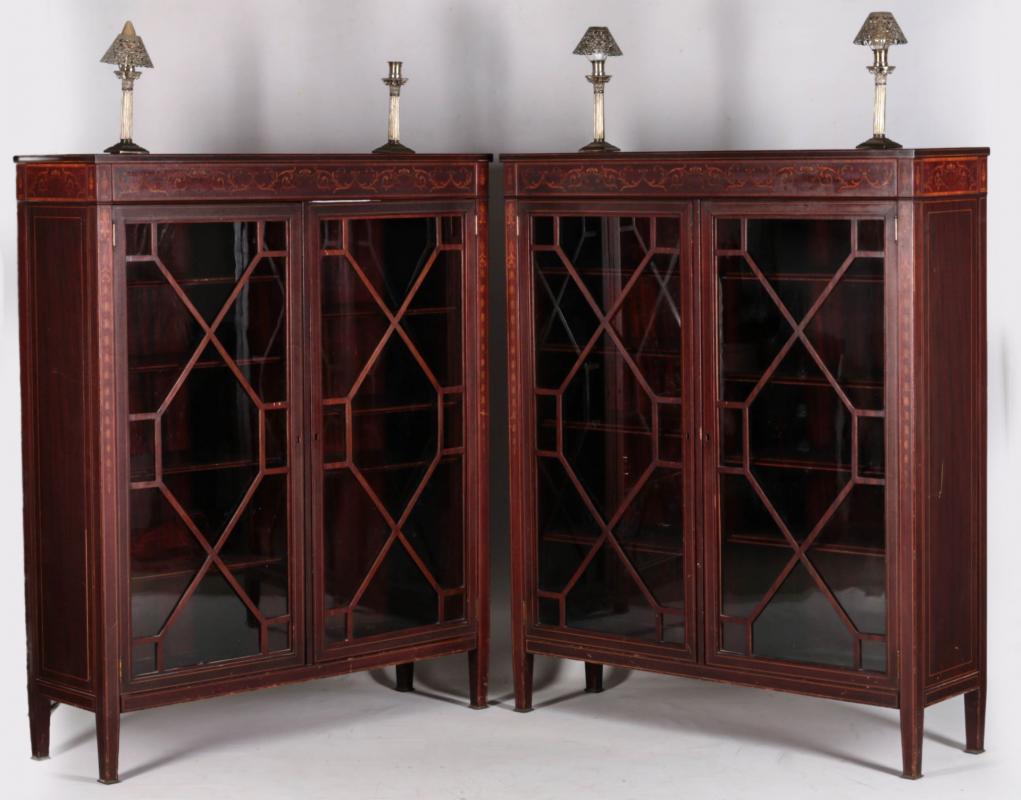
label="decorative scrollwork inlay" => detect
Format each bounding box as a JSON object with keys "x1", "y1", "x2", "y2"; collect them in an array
[
  {"x1": 512, "y1": 160, "x2": 897, "y2": 197},
  {"x1": 112, "y1": 163, "x2": 477, "y2": 200}
]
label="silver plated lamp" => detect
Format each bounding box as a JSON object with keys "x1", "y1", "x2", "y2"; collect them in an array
[
  {"x1": 100, "y1": 21, "x2": 154, "y2": 154},
  {"x1": 574, "y1": 26, "x2": 622, "y2": 152},
  {"x1": 373, "y1": 61, "x2": 414, "y2": 154},
  {"x1": 854, "y1": 12, "x2": 907, "y2": 149}
]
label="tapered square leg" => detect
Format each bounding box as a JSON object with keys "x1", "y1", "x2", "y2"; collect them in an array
[
  {"x1": 964, "y1": 687, "x2": 985, "y2": 754},
  {"x1": 900, "y1": 704, "x2": 923, "y2": 779},
  {"x1": 585, "y1": 662, "x2": 604, "y2": 693},
  {"x1": 514, "y1": 652, "x2": 534, "y2": 712},
  {"x1": 395, "y1": 662, "x2": 414, "y2": 693},
  {"x1": 96, "y1": 707, "x2": 120, "y2": 784},
  {"x1": 28, "y1": 690, "x2": 51, "y2": 760},
  {"x1": 468, "y1": 648, "x2": 488, "y2": 709}
]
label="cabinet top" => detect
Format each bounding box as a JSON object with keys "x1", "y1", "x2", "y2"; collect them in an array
[
  {"x1": 501, "y1": 148, "x2": 989, "y2": 200},
  {"x1": 15, "y1": 153, "x2": 492, "y2": 204}
]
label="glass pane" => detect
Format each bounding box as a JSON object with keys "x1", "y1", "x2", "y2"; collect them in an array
[
  {"x1": 126, "y1": 216, "x2": 294, "y2": 678},
  {"x1": 322, "y1": 469, "x2": 391, "y2": 610},
  {"x1": 562, "y1": 333, "x2": 654, "y2": 521},
  {"x1": 352, "y1": 541, "x2": 438, "y2": 637},
  {"x1": 537, "y1": 457, "x2": 601, "y2": 594},
  {"x1": 716, "y1": 215, "x2": 886, "y2": 672},
  {"x1": 531, "y1": 214, "x2": 688, "y2": 645},
  {"x1": 318, "y1": 215, "x2": 465, "y2": 645},
  {"x1": 533, "y1": 249, "x2": 600, "y2": 390},
  {"x1": 565, "y1": 543, "x2": 659, "y2": 641}
]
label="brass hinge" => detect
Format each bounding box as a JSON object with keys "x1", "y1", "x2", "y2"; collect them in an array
[
  {"x1": 516, "y1": 216, "x2": 520, "y2": 236},
  {"x1": 894, "y1": 217, "x2": 898, "y2": 242},
  {"x1": 474, "y1": 214, "x2": 479, "y2": 236},
  {"x1": 112, "y1": 223, "x2": 116, "y2": 249}
]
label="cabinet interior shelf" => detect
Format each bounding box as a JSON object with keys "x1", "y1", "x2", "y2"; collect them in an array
[
  {"x1": 722, "y1": 373, "x2": 883, "y2": 391},
  {"x1": 719, "y1": 272, "x2": 882, "y2": 285},
  {"x1": 322, "y1": 306, "x2": 456, "y2": 320},
  {"x1": 721, "y1": 456, "x2": 883, "y2": 478},
  {"x1": 725, "y1": 532, "x2": 885, "y2": 558},
  {"x1": 127, "y1": 274, "x2": 284, "y2": 289},
  {"x1": 130, "y1": 354, "x2": 283, "y2": 374}
]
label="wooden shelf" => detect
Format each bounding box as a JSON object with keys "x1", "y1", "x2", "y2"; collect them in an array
[
  {"x1": 131, "y1": 554, "x2": 286, "y2": 582},
  {"x1": 719, "y1": 272, "x2": 882, "y2": 285},
  {"x1": 538, "y1": 343, "x2": 680, "y2": 359},
  {"x1": 725, "y1": 532, "x2": 885, "y2": 559},
  {"x1": 543, "y1": 529, "x2": 683, "y2": 558},
  {"x1": 721, "y1": 455, "x2": 884, "y2": 478},
  {"x1": 722, "y1": 373, "x2": 883, "y2": 391},
  {"x1": 322, "y1": 306, "x2": 456, "y2": 320},
  {"x1": 129, "y1": 354, "x2": 283, "y2": 374},
  {"x1": 127, "y1": 274, "x2": 282, "y2": 289}
]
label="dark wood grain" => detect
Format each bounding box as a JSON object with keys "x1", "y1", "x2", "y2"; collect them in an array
[
  {"x1": 17, "y1": 154, "x2": 491, "y2": 783},
  {"x1": 504, "y1": 150, "x2": 988, "y2": 779}
]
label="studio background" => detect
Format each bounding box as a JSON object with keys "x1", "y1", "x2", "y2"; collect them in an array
[{"x1": 0, "y1": 1, "x2": 1018, "y2": 798}]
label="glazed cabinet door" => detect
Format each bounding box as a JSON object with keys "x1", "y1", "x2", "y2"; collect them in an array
[
  {"x1": 703, "y1": 204, "x2": 895, "y2": 680},
  {"x1": 116, "y1": 206, "x2": 305, "y2": 687},
  {"x1": 309, "y1": 203, "x2": 478, "y2": 660},
  {"x1": 516, "y1": 205, "x2": 697, "y2": 654}
]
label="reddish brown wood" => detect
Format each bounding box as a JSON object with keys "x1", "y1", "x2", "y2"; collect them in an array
[
  {"x1": 28, "y1": 692, "x2": 51, "y2": 760},
  {"x1": 17, "y1": 153, "x2": 491, "y2": 783},
  {"x1": 584, "y1": 662, "x2": 603, "y2": 693},
  {"x1": 504, "y1": 149, "x2": 988, "y2": 779}
]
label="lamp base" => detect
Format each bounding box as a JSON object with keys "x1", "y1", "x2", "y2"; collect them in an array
[
  {"x1": 856, "y1": 134, "x2": 902, "y2": 150},
  {"x1": 372, "y1": 141, "x2": 415, "y2": 154},
  {"x1": 104, "y1": 139, "x2": 149, "y2": 155},
  {"x1": 580, "y1": 139, "x2": 621, "y2": 153}
]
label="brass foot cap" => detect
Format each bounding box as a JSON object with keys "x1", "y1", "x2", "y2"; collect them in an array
[
  {"x1": 899, "y1": 773, "x2": 922, "y2": 780},
  {"x1": 31, "y1": 755, "x2": 49, "y2": 761},
  {"x1": 513, "y1": 706, "x2": 534, "y2": 713},
  {"x1": 965, "y1": 747, "x2": 985, "y2": 754},
  {"x1": 98, "y1": 778, "x2": 120, "y2": 785},
  {"x1": 469, "y1": 702, "x2": 488, "y2": 710}
]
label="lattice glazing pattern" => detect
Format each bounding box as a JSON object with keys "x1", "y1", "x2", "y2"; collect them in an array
[
  {"x1": 319, "y1": 215, "x2": 466, "y2": 644},
  {"x1": 716, "y1": 216, "x2": 887, "y2": 671},
  {"x1": 125, "y1": 219, "x2": 293, "y2": 678},
  {"x1": 531, "y1": 215, "x2": 686, "y2": 644}
]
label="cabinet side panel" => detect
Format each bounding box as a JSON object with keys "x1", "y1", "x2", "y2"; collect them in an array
[
  {"x1": 22, "y1": 207, "x2": 95, "y2": 688},
  {"x1": 922, "y1": 199, "x2": 983, "y2": 683}
]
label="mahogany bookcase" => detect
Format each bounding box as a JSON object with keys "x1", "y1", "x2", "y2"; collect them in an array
[
  {"x1": 16, "y1": 153, "x2": 491, "y2": 783},
  {"x1": 503, "y1": 149, "x2": 988, "y2": 778}
]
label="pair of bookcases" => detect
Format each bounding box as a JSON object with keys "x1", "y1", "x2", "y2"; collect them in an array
[{"x1": 17, "y1": 148, "x2": 986, "y2": 781}]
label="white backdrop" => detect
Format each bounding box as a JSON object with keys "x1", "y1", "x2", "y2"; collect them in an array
[{"x1": 0, "y1": 1, "x2": 1018, "y2": 798}]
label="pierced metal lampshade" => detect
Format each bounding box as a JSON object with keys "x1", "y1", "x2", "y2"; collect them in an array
[
  {"x1": 100, "y1": 21, "x2": 154, "y2": 154},
  {"x1": 100, "y1": 21, "x2": 154, "y2": 70},
  {"x1": 574, "y1": 27, "x2": 622, "y2": 153},
  {"x1": 853, "y1": 12, "x2": 907, "y2": 150},
  {"x1": 573, "y1": 26, "x2": 623, "y2": 60},
  {"x1": 853, "y1": 11, "x2": 907, "y2": 50}
]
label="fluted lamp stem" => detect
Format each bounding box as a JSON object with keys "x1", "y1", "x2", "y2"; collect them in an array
[{"x1": 374, "y1": 61, "x2": 414, "y2": 154}]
